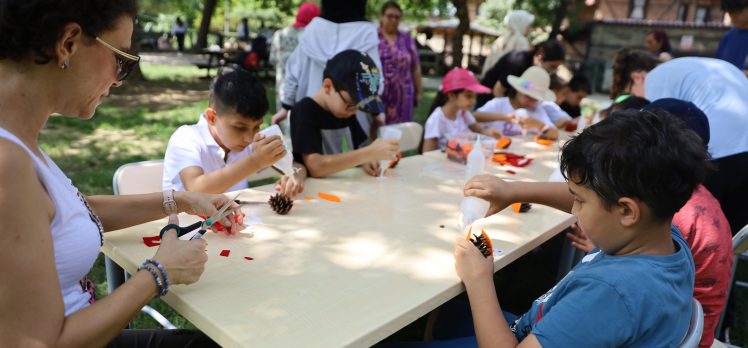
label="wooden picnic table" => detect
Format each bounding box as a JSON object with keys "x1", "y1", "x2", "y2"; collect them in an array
[{"x1": 102, "y1": 136, "x2": 574, "y2": 347}]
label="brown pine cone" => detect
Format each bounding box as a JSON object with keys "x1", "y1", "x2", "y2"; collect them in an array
[{"x1": 268, "y1": 193, "x2": 293, "y2": 215}]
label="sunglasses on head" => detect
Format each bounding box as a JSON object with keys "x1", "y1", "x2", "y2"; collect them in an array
[{"x1": 95, "y1": 37, "x2": 140, "y2": 81}]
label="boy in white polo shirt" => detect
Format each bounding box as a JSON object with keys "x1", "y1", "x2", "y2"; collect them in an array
[{"x1": 163, "y1": 66, "x2": 306, "y2": 196}]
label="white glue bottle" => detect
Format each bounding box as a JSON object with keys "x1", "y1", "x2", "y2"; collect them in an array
[{"x1": 458, "y1": 135, "x2": 489, "y2": 230}]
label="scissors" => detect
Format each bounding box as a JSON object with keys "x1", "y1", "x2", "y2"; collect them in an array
[{"x1": 159, "y1": 194, "x2": 240, "y2": 240}]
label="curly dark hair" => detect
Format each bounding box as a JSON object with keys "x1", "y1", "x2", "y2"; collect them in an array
[
  {"x1": 381, "y1": 1, "x2": 402, "y2": 15},
  {"x1": 210, "y1": 65, "x2": 269, "y2": 120},
  {"x1": 610, "y1": 48, "x2": 660, "y2": 99},
  {"x1": 560, "y1": 109, "x2": 711, "y2": 220},
  {"x1": 0, "y1": 0, "x2": 138, "y2": 64},
  {"x1": 721, "y1": 0, "x2": 748, "y2": 12}
]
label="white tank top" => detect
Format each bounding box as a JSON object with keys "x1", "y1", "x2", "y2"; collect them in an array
[{"x1": 0, "y1": 128, "x2": 102, "y2": 316}]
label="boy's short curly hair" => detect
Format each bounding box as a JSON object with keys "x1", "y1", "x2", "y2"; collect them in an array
[
  {"x1": 210, "y1": 65, "x2": 269, "y2": 120},
  {"x1": 0, "y1": 0, "x2": 138, "y2": 64},
  {"x1": 560, "y1": 109, "x2": 711, "y2": 220}
]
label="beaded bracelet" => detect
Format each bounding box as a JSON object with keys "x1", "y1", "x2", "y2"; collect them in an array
[
  {"x1": 139, "y1": 262, "x2": 165, "y2": 296},
  {"x1": 145, "y1": 258, "x2": 170, "y2": 296}
]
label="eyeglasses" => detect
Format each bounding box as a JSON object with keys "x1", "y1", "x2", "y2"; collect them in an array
[
  {"x1": 335, "y1": 88, "x2": 358, "y2": 110},
  {"x1": 95, "y1": 37, "x2": 140, "y2": 81}
]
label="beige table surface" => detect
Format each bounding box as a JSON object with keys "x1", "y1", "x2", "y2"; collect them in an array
[{"x1": 103, "y1": 137, "x2": 575, "y2": 348}]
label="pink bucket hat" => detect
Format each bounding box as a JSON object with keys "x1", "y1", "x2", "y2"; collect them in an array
[{"x1": 442, "y1": 68, "x2": 491, "y2": 94}]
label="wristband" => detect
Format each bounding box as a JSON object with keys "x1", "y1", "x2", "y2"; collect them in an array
[
  {"x1": 139, "y1": 262, "x2": 165, "y2": 296},
  {"x1": 145, "y1": 258, "x2": 169, "y2": 296},
  {"x1": 162, "y1": 190, "x2": 178, "y2": 216}
]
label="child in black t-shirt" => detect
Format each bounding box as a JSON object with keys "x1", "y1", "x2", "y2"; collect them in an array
[{"x1": 290, "y1": 50, "x2": 399, "y2": 178}]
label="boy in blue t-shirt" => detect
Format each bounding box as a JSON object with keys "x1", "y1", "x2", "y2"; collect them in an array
[
  {"x1": 454, "y1": 109, "x2": 709, "y2": 346},
  {"x1": 717, "y1": 0, "x2": 748, "y2": 76}
]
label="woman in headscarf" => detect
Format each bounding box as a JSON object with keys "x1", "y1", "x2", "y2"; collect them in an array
[
  {"x1": 480, "y1": 10, "x2": 535, "y2": 77},
  {"x1": 378, "y1": 1, "x2": 423, "y2": 125},
  {"x1": 270, "y1": 2, "x2": 320, "y2": 116}
]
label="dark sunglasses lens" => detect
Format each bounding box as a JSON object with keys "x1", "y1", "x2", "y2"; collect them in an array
[{"x1": 118, "y1": 59, "x2": 138, "y2": 81}]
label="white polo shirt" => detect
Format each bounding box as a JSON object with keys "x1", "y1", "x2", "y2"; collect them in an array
[{"x1": 163, "y1": 116, "x2": 254, "y2": 192}]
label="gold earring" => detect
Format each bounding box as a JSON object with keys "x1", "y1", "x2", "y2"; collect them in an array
[{"x1": 60, "y1": 60, "x2": 69, "y2": 70}]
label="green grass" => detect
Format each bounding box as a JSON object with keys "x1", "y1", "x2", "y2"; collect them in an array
[{"x1": 38, "y1": 65, "x2": 748, "y2": 346}]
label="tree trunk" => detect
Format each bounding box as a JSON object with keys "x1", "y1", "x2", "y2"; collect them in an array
[
  {"x1": 451, "y1": 0, "x2": 469, "y2": 68},
  {"x1": 549, "y1": 0, "x2": 570, "y2": 39},
  {"x1": 195, "y1": 0, "x2": 218, "y2": 51}
]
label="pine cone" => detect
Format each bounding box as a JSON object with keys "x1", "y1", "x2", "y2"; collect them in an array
[{"x1": 268, "y1": 193, "x2": 293, "y2": 215}]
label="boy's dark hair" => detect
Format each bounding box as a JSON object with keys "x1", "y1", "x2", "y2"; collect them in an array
[
  {"x1": 611, "y1": 49, "x2": 660, "y2": 100},
  {"x1": 721, "y1": 0, "x2": 748, "y2": 12},
  {"x1": 533, "y1": 40, "x2": 565, "y2": 62},
  {"x1": 0, "y1": 0, "x2": 138, "y2": 64},
  {"x1": 549, "y1": 74, "x2": 567, "y2": 92},
  {"x1": 560, "y1": 109, "x2": 710, "y2": 220},
  {"x1": 568, "y1": 74, "x2": 591, "y2": 94},
  {"x1": 210, "y1": 65, "x2": 268, "y2": 120}
]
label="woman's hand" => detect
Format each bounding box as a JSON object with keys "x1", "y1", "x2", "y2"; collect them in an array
[
  {"x1": 454, "y1": 237, "x2": 494, "y2": 286},
  {"x1": 152, "y1": 215, "x2": 208, "y2": 285},
  {"x1": 174, "y1": 191, "x2": 241, "y2": 233},
  {"x1": 362, "y1": 161, "x2": 381, "y2": 177}
]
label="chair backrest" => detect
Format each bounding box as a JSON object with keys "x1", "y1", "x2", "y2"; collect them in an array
[
  {"x1": 378, "y1": 122, "x2": 424, "y2": 153},
  {"x1": 733, "y1": 224, "x2": 748, "y2": 255},
  {"x1": 678, "y1": 298, "x2": 704, "y2": 348},
  {"x1": 112, "y1": 160, "x2": 165, "y2": 195}
]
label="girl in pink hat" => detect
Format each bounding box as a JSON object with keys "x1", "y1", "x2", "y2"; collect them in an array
[
  {"x1": 422, "y1": 68, "x2": 502, "y2": 152},
  {"x1": 474, "y1": 66, "x2": 559, "y2": 140}
]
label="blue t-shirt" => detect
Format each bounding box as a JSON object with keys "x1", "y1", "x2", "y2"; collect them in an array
[
  {"x1": 717, "y1": 28, "x2": 748, "y2": 70},
  {"x1": 510, "y1": 228, "x2": 695, "y2": 347}
]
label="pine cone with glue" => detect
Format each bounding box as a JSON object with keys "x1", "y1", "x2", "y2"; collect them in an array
[{"x1": 268, "y1": 193, "x2": 293, "y2": 215}]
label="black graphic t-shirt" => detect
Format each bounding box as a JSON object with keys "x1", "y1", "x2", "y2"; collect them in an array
[{"x1": 290, "y1": 97, "x2": 368, "y2": 165}]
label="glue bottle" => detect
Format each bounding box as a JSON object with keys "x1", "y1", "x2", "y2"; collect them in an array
[{"x1": 458, "y1": 135, "x2": 489, "y2": 230}]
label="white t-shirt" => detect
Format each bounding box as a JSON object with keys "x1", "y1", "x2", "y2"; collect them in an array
[
  {"x1": 541, "y1": 101, "x2": 572, "y2": 125},
  {"x1": 645, "y1": 57, "x2": 748, "y2": 159},
  {"x1": 477, "y1": 97, "x2": 555, "y2": 136},
  {"x1": 163, "y1": 118, "x2": 254, "y2": 192},
  {"x1": 423, "y1": 107, "x2": 477, "y2": 150}
]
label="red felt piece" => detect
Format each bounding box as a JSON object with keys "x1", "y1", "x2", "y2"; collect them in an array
[
  {"x1": 244, "y1": 257, "x2": 254, "y2": 261},
  {"x1": 220, "y1": 249, "x2": 230, "y2": 257},
  {"x1": 143, "y1": 236, "x2": 161, "y2": 247},
  {"x1": 506, "y1": 170, "x2": 517, "y2": 175}
]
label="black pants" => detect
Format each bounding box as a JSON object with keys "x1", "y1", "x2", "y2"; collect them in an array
[
  {"x1": 175, "y1": 33, "x2": 185, "y2": 52},
  {"x1": 107, "y1": 329, "x2": 219, "y2": 348},
  {"x1": 704, "y1": 151, "x2": 748, "y2": 235}
]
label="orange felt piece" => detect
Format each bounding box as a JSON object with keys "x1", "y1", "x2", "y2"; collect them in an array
[
  {"x1": 304, "y1": 196, "x2": 315, "y2": 201},
  {"x1": 496, "y1": 137, "x2": 512, "y2": 149},
  {"x1": 317, "y1": 192, "x2": 341, "y2": 203},
  {"x1": 512, "y1": 203, "x2": 522, "y2": 213},
  {"x1": 534, "y1": 136, "x2": 554, "y2": 146}
]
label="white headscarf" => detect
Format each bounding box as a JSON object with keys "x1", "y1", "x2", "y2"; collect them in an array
[{"x1": 481, "y1": 10, "x2": 535, "y2": 76}]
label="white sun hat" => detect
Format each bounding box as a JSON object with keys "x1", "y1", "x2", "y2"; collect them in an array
[{"x1": 507, "y1": 66, "x2": 557, "y2": 102}]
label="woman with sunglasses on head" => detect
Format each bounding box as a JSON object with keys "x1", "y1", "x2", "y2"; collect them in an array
[{"x1": 0, "y1": 1, "x2": 235, "y2": 346}]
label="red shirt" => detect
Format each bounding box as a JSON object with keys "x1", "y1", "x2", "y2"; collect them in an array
[{"x1": 673, "y1": 184, "x2": 733, "y2": 348}]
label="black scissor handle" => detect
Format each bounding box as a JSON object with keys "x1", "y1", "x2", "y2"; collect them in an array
[{"x1": 160, "y1": 221, "x2": 203, "y2": 238}]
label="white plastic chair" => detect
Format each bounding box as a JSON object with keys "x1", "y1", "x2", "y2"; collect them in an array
[
  {"x1": 715, "y1": 223, "x2": 748, "y2": 343},
  {"x1": 677, "y1": 298, "x2": 704, "y2": 348},
  {"x1": 109, "y1": 160, "x2": 176, "y2": 329},
  {"x1": 378, "y1": 122, "x2": 424, "y2": 153}
]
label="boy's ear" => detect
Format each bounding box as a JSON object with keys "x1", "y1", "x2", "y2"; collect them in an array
[
  {"x1": 322, "y1": 78, "x2": 334, "y2": 95},
  {"x1": 630, "y1": 71, "x2": 645, "y2": 86},
  {"x1": 617, "y1": 197, "x2": 641, "y2": 227},
  {"x1": 204, "y1": 108, "x2": 216, "y2": 124}
]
